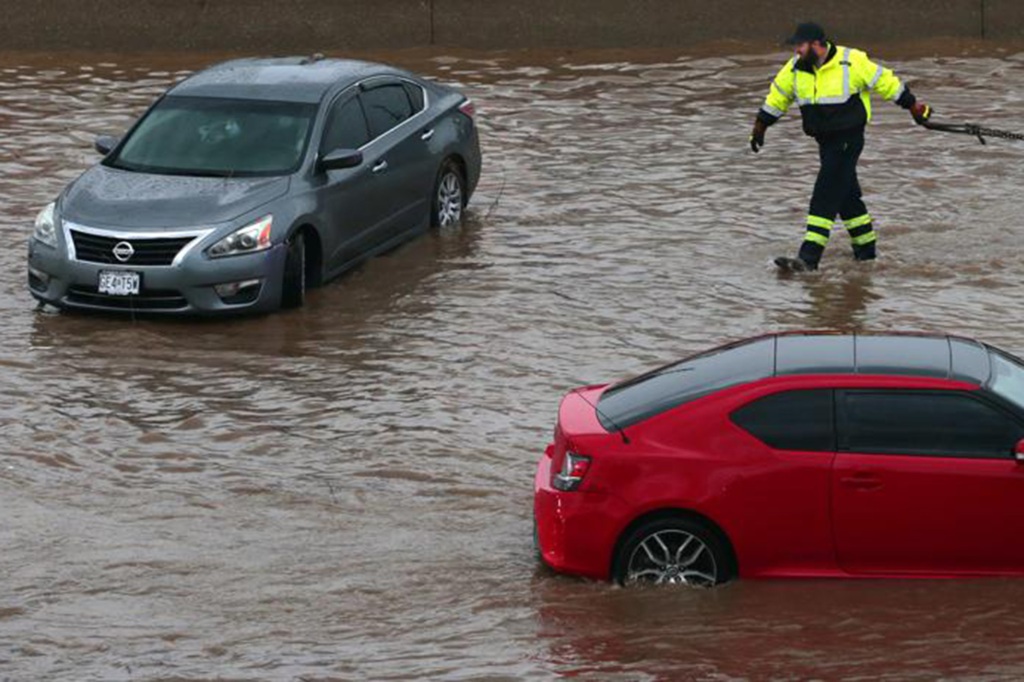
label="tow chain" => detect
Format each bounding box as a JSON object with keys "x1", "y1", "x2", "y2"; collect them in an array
[{"x1": 923, "y1": 120, "x2": 1024, "y2": 145}]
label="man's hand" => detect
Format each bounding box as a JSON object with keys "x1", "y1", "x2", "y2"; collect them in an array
[
  {"x1": 750, "y1": 119, "x2": 767, "y2": 153},
  {"x1": 911, "y1": 102, "x2": 932, "y2": 125}
]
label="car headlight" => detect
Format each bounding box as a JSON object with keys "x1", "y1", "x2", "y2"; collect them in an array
[
  {"x1": 32, "y1": 202, "x2": 58, "y2": 248},
  {"x1": 207, "y1": 215, "x2": 273, "y2": 258}
]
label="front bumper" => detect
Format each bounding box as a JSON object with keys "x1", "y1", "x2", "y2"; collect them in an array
[
  {"x1": 27, "y1": 239, "x2": 287, "y2": 315},
  {"x1": 533, "y1": 448, "x2": 627, "y2": 581}
]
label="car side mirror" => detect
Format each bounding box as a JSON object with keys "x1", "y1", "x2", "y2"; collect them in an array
[
  {"x1": 94, "y1": 135, "x2": 118, "y2": 155},
  {"x1": 319, "y1": 148, "x2": 363, "y2": 172},
  {"x1": 1015, "y1": 438, "x2": 1024, "y2": 463}
]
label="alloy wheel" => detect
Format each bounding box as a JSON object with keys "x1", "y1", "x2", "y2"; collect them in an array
[
  {"x1": 625, "y1": 529, "x2": 718, "y2": 587},
  {"x1": 437, "y1": 172, "x2": 463, "y2": 228}
]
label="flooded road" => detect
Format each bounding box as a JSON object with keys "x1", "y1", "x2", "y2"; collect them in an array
[{"x1": 3, "y1": 44, "x2": 1024, "y2": 679}]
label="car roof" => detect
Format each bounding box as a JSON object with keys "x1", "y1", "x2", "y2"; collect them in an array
[
  {"x1": 733, "y1": 332, "x2": 992, "y2": 384},
  {"x1": 167, "y1": 57, "x2": 410, "y2": 103},
  {"x1": 596, "y1": 332, "x2": 998, "y2": 431}
]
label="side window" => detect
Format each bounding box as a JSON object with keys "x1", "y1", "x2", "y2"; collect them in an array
[
  {"x1": 403, "y1": 82, "x2": 426, "y2": 112},
  {"x1": 842, "y1": 391, "x2": 1023, "y2": 459},
  {"x1": 321, "y1": 95, "x2": 370, "y2": 152},
  {"x1": 361, "y1": 84, "x2": 414, "y2": 139},
  {"x1": 731, "y1": 390, "x2": 834, "y2": 452}
]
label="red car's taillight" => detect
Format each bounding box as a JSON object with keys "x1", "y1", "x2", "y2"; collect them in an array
[
  {"x1": 552, "y1": 452, "x2": 591, "y2": 492},
  {"x1": 458, "y1": 99, "x2": 476, "y2": 120}
]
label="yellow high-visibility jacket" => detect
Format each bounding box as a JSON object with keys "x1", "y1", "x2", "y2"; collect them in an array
[{"x1": 758, "y1": 43, "x2": 915, "y2": 137}]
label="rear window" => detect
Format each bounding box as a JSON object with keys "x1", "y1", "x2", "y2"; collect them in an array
[
  {"x1": 731, "y1": 389, "x2": 835, "y2": 451},
  {"x1": 403, "y1": 81, "x2": 426, "y2": 112},
  {"x1": 361, "y1": 84, "x2": 414, "y2": 139},
  {"x1": 597, "y1": 338, "x2": 774, "y2": 429}
]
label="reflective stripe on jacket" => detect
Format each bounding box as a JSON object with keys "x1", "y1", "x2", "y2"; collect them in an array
[{"x1": 759, "y1": 44, "x2": 911, "y2": 137}]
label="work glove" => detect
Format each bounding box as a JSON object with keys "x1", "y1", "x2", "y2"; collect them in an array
[
  {"x1": 911, "y1": 102, "x2": 932, "y2": 125},
  {"x1": 750, "y1": 118, "x2": 767, "y2": 153}
]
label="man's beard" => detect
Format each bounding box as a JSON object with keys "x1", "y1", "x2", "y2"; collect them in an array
[{"x1": 798, "y1": 51, "x2": 821, "y2": 69}]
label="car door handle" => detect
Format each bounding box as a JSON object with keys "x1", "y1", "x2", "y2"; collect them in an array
[
  {"x1": 371, "y1": 159, "x2": 389, "y2": 174},
  {"x1": 840, "y1": 472, "x2": 883, "y2": 491},
  {"x1": 421, "y1": 129, "x2": 435, "y2": 141}
]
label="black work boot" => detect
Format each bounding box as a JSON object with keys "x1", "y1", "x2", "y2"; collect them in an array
[
  {"x1": 852, "y1": 242, "x2": 877, "y2": 261},
  {"x1": 795, "y1": 241, "x2": 824, "y2": 271}
]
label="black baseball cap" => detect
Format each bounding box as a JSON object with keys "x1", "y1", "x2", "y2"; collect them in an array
[{"x1": 785, "y1": 22, "x2": 827, "y2": 45}]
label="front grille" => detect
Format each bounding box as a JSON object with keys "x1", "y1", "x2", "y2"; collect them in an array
[
  {"x1": 66, "y1": 285, "x2": 188, "y2": 311},
  {"x1": 70, "y1": 230, "x2": 196, "y2": 266}
]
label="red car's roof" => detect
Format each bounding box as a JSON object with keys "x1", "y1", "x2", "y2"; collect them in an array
[
  {"x1": 595, "y1": 332, "x2": 1000, "y2": 431},
  {"x1": 653, "y1": 332, "x2": 992, "y2": 384}
]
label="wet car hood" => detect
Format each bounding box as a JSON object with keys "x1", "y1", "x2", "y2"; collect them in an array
[{"x1": 59, "y1": 164, "x2": 290, "y2": 229}]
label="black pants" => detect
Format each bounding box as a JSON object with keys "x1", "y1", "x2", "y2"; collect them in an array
[{"x1": 798, "y1": 129, "x2": 877, "y2": 267}]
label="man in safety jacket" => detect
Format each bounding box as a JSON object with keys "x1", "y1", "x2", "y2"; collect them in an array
[{"x1": 751, "y1": 22, "x2": 932, "y2": 270}]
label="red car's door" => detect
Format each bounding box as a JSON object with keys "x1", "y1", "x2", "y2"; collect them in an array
[
  {"x1": 727, "y1": 388, "x2": 838, "y2": 575},
  {"x1": 832, "y1": 389, "x2": 1024, "y2": 575}
]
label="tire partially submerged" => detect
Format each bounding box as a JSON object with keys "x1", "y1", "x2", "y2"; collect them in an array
[{"x1": 614, "y1": 516, "x2": 735, "y2": 587}]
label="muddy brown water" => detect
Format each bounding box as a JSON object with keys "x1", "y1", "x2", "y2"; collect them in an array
[{"x1": 2, "y1": 43, "x2": 1024, "y2": 680}]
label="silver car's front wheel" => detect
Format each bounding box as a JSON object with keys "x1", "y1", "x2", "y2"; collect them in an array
[
  {"x1": 432, "y1": 162, "x2": 464, "y2": 229},
  {"x1": 614, "y1": 517, "x2": 733, "y2": 588},
  {"x1": 280, "y1": 231, "x2": 306, "y2": 309}
]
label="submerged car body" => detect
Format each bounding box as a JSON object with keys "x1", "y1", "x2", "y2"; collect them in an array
[
  {"x1": 535, "y1": 332, "x2": 1024, "y2": 585},
  {"x1": 27, "y1": 57, "x2": 481, "y2": 314}
]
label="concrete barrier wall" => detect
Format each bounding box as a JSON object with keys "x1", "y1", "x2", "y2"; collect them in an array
[
  {"x1": 0, "y1": 0, "x2": 1017, "y2": 51},
  {"x1": 986, "y1": 0, "x2": 1024, "y2": 39},
  {"x1": 0, "y1": 0, "x2": 432, "y2": 51},
  {"x1": 433, "y1": 0, "x2": 985, "y2": 49}
]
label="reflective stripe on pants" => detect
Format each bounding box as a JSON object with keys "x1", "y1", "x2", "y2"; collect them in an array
[
  {"x1": 804, "y1": 219, "x2": 832, "y2": 246},
  {"x1": 844, "y1": 213, "x2": 877, "y2": 246}
]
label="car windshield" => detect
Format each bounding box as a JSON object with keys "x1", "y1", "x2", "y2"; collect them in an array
[
  {"x1": 988, "y1": 350, "x2": 1024, "y2": 411},
  {"x1": 107, "y1": 96, "x2": 317, "y2": 177}
]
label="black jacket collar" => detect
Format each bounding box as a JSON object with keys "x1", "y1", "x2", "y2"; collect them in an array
[{"x1": 795, "y1": 43, "x2": 838, "y2": 74}]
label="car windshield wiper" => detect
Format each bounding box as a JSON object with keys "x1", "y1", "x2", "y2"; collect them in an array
[
  {"x1": 104, "y1": 160, "x2": 249, "y2": 178},
  {"x1": 180, "y1": 169, "x2": 236, "y2": 178}
]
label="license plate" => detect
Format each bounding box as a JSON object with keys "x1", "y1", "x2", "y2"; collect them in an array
[{"x1": 98, "y1": 270, "x2": 141, "y2": 296}]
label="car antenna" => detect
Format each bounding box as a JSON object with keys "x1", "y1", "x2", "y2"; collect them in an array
[
  {"x1": 300, "y1": 53, "x2": 325, "y2": 65},
  {"x1": 572, "y1": 387, "x2": 631, "y2": 445}
]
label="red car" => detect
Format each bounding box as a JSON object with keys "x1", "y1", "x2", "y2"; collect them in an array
[{"x1": 534, "y1": 332, "x2": 1024, "y2": 586}]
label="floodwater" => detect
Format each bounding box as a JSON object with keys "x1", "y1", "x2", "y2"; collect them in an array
[{"x1": 3, "y1": 43, "x2": 1024, "y2": 680}]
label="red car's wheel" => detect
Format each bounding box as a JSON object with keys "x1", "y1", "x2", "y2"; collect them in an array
[{"x1": 614, "y1": 516, "x2": 734, "y2": 587}]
